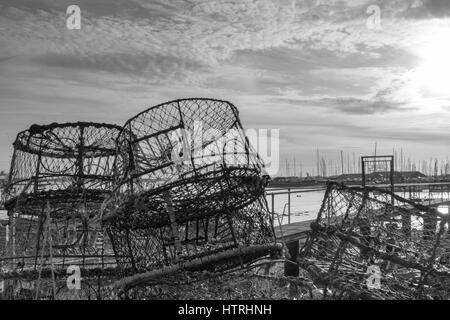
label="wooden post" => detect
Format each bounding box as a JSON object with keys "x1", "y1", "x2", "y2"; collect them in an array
[
  {"x1": 361, "y1": 157, "x2": 365, "y2": 187},
  {"x1": 423, "y1": 212, "x2": 437, "y2": 242},
  {"x1": 288, "y1": 188, "x2": 291, "y2": 225},
  {"x1": 284, "y1": 240, "x2": 299, "y2": 276},
  {"x1": 390, "y1": 155, "x2": 394, "y2": 193},
  {"x1": 271, "y1": 193, "x2": 275, "y2": 223}
]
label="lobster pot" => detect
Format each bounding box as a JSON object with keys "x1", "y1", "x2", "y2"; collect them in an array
[
  {"x1": 2, "y1": 122, "x2": 121, "y2": 274},
  {"x1": 107, "y1": 193, "x2": 275, "y2": 276},
  {"x1": 299, "y1": 182, "x2": 450, "y2": 300},
  {"x1": 112, "y1": 98, "x2": 264, "y2": 194},
  {"x1": 104, "y1": 99, "x2": 276, "y2": 276}
]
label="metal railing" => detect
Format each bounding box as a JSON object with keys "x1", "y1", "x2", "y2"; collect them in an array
[
  {"x1": 266, "y1": 187, "x2": 326, "y2": 225},
  {"x1": 267, "y1": 182, "x2": 450, "y2": 225}
]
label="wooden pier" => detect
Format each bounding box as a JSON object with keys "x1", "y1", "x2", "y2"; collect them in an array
[
  {"x1": 276, "y1": 198, "x2": 450, "y2": 243},
  {"x1": 275, "y1": 219, "x2": 313, "y2": 243},
  {"x1": 275, "y1": 219, "x2": 313, "y2": 276}
]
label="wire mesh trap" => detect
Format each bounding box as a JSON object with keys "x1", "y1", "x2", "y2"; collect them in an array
[
  {"x1": 1, "y1": 122, "x2": 122, "y2": 284},
  {"x1": 101, "y1": 98, "x2": 278, "y2": 286},
  {"x1": 298, "y1": 182, "x2": 450, "y2": 300},
  {"x1": 0, "y1": 99, "x2": 280, "y2": 299}
]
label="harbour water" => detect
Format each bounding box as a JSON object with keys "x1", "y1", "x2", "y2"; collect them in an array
[
  {"x1": 267, "y1": 186, "x2": 450, "y2": 226},
  {"x1": 266, "y1": 189, "x2": 325, "y2": 226}
]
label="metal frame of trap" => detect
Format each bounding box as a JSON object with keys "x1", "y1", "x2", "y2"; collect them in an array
[{"x1": 361, "y1": 155, "x2": 394, "y2": 192}]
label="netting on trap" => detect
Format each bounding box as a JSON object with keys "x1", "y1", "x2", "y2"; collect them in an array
[
  {"x1": 298, "y1": 182, "x2": 450, "y2": 300},
  {"x1": 1, "y1": 122, "x2": 122, "y2": 277},
  {"x1": 109, "y1": 98, "x2": 264, "y2": 194},
  {"x1": 102, "y1": 98, "x2": 277, "y2": 284}
]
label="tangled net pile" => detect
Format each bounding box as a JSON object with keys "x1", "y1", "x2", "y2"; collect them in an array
[
  {"x1": 1, "y1": 122, "x2": 122, "y2": 299},
  {"x1": 298, "y1": 182, "x2": 450, "y2": 300},
  {"x1": 102, "y1": 98, "x2": 278, "y2": 291}
]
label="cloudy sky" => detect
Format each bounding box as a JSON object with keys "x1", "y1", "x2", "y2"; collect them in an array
[{"x1": 1, "y1": 0, "x2": 450, "y2": 175}]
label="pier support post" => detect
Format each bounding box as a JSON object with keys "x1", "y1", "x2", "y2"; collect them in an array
[
  {"x1": 423, "y1": 213, "x2": 437, "y2": 241},
  {"x1": 288, "y1": 188, "x2": 291, "y2": 225},
  {"x1": 284, "y1": 240, "x2": 299, "y2": 277},
  {"x1": 401, "y1": 214, "x2": 411, "y2": 238},
  {"x1": 271, "y1": 193, "x2": 275, "y2": 223}
]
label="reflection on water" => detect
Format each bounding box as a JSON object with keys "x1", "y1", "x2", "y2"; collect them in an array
[{"x1": 438, "y1": 206, "x2": 449, "y2": 214}]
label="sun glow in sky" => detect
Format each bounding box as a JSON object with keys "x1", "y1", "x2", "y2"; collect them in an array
[{"x1": 414, "y1": 25, "x2": 450, "y2": 97}]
